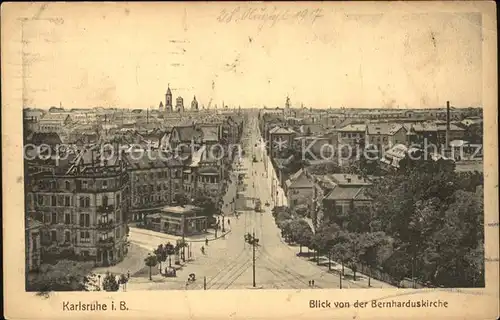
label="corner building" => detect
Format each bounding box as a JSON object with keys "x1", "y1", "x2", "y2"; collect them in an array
[{"x1": 25, "y1": 148, "x2": 130, "y2": 267}]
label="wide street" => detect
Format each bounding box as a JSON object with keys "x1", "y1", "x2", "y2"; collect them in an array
[{"x1": 116, "y1": 115, "x2": 392, "y2": 290}]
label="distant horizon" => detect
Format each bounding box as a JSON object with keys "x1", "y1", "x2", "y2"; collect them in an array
[{"x1": 23, "y1": 104, "x2": 482, "y2": 111}]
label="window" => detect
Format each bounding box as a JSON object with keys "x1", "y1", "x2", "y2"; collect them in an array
[
  {"x1": 64, "y1": 231, "x2": 71, "y2": 242},
  {"x1": 79, "y1": 213, "x2": 90, "y2": 227},
  {"x1": 51, "y1": 230, "x2": 57, "y2": 242},
  {"x1": 79, "y1": 196, "x2": 90, "y2": 208},
  {"x1": 82, "y1": 250, "x2": 89, "y2": 257},
  {"x1": 102, "y1": 195, "x2": 108, "y2": 207},
  {"x1": 82, "y1": 181, "x2": 88, "y2": 189},
  {"x1": 37, "y1": 195, "x2": 43, "y2": 206},
  {"x1": 100, "y1": 232, "x2": 109, "y2": 241},
  {"x1": 51, "y1": 195, "x2": 57, "y2": 206},
  {"x1": 80, "y1": 231, "x2": 90, "y2": 243},
  {"x1": 116, "y1": 194, "x2": 120, "y2": 205},
  {"x1": 65, "y1": 181, "x2": 71, "y2": 190},
  {"x1": 64, "y1": 196, "x2": 71, "y2": 207},
  {"x1": 102, "y1": 180, "x2": 108, "y2": 189},
  {"x1": 65, "y1": 213, "x2": 71, "y2": 224},
  {"x1": 100, "y1": 214, "x2": 109, "y2": 224},
  {"x1": 51, "y1": 212, "x2": 57, "y2": 224},
  {"x1": 57, "y1": 195, "x2": 64, "y2": 206}
]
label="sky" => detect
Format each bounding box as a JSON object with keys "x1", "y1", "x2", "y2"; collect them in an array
[{"x1": 21, "y1": 3, "x2": 483, "y2": 109}]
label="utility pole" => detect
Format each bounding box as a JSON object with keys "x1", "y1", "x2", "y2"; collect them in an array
[
  {"x1": 204, "y1": 276, "x2": 207, "y2": 290},
  {"x1": 181, "y1": 215, "x2": 186, "y2": 262},
  {"x1": 252, "y1": 231, "x2": 256, "y2": 287},
  {"x1": 339, "y1": 271, "x2": 342, "y2": 289},
  {"x1": 244, "y1": 231, "x2": 259, "y2": 288}
]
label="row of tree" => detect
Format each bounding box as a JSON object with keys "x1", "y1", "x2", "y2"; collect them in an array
[
  {"x1": 272, "y1": 206, "x2": 390, "y2": 284},
  {"x1": 272, "y1": 157, "x2": 484, "y2": 288},
  {"x1": 364, "y1": 159, "x2": 485, "y2": 287},
  {"x1": 144, "y1": 240, "x2": 189, "y2": 280},
  {"x1": 331, "y1": 158, "x2": 484, "y2": 287}
]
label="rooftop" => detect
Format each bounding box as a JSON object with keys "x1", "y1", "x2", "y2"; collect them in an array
[
  {"x1": 367, "y1": 123, "x2": 404, "y2": 135},
  {"x1": 325, "y1": 186, "x2": 372, "y2": 201},
  {"x1": 337, "y1": 124, "x2": 366, "y2": 132},
  {"x1": 161, "y1": 205, "x2": 202, "y2": 215},
  {"x1": 329, "y1": 174, "x2": 372, "y2": 186}
]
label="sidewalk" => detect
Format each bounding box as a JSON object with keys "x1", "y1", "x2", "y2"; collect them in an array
[
  {"x1": 129, "y1": 226, "x2": 231, "y2": 243},
  {"x1": 281, "y1": 241, "x2": 395, "y2": 288}
]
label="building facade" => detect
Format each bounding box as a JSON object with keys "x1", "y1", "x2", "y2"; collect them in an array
[{"x1": 25, "y1": 149, "x2": 130, "y2": 267}]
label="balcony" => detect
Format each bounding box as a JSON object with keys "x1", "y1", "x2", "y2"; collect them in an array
[
  {"x1": 97, "y1": 237, "x2": 115, "y2": 248},
  {"x1": 97, "y1": 205, "x2": 114, "y2": 213},
  {"x1": 96, "y1": 220, "x2": 114, "y2": 230}
]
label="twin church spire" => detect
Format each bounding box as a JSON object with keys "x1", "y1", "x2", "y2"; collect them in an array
[{"x1": 160, "y1": 84, "x2": 198, "y2": 113}]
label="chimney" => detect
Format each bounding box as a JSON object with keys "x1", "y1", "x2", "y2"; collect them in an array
[{"x1": 446, "y1": 101, "x2": 451, "y2": 149}]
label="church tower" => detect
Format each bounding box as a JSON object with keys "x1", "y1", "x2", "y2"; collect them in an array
[
  {"x1": 285, "y1": 96, "x2": 291, "y2": 109},
  {"x1": 165, "y1": 85, "x2": 173, "y2": 112},
  {"x1": 176, "y1": 96, "x2": 184, "y2": 112},
  {"x1": 191, "y1": 96, "x2": 199, "y2": 111},
  {"x1": 159, "y1": 101, "x2": 164, "y2": 112}
]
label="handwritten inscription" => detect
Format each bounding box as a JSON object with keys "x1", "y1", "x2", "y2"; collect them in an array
[{"x1": 217, "y1": 7, "x2": 324, "y2": 29}]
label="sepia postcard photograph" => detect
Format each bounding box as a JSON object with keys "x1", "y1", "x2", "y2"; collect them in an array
[{"x1": 2, "y1": 1, "x2": 498, "y2": 319}]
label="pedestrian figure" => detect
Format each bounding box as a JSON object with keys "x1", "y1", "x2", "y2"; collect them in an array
[
  {"x1": 312, "y1": 280, "x2": 315, "y2": 287},
  {"x1": 201, "y1": 246, "x2": 205, "y2": 255},
  {"x1": 308, "y1": 280, "x2": 311, "y2": 287},
  {"x1": 205, "y1": 238, "x2": 209, "y2": 246},
  {"x1": 228, "y1": 219, "x2": 230, "y2": 226}
]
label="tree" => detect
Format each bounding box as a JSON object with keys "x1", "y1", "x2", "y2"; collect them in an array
[
  {"x1": 275, "y1": 209, "x2": 292, "y2": 223},
  {"x1": 175, "y1": 239, "x2": 188, "y2": 263},
  {"x1": 365, "y1": 157, "x2": 484, "y2": 288},
  {"x1": 144, "y1": 254, "x2": 158, "y2": 281},
  {"x1": 118, "y1": 274, "x2": 129, "y2": 291},
  {"x1": 292, "y1": 204, "x2": 309, "y2": 218},
  {"x1": 358, "y1": 232, "x2": 390, "y2": 286},
  {"x1": 279, "y1": 220, "x2": 293, "y2": 242},
  {"x1": 328, "y1": 229, "x2": 350, "y2": 275},
  {"x1": 288, "y1": 219, "x2": 314, "y2": 253},
  {"x1": 174, "y1": 192, "x2": 188, "y2": 207},
  {"x1": 28, "y1": 260, "x2": 99, "y2": 294},
  {"x1": 271, "y1": 206, "x2": 290, "y2": 219},
  {"x1": 164, "y1": 242, "x2": 176, "y2": 267},
  {"x1": 154, "y1": 244, "x2": 167, "y2": 274},
  {"x1": 102, "y1": 272, "x2": 120, "y2": 292},
  {"x1": 312, "y1": 223, "x2": 341, "y2": 267},
  {"x1": 192, "y1": 195, "x2": 217, "y2": 220},
  {"x1": 307, "y1": 163, "x2": 341, "y2": 175}
]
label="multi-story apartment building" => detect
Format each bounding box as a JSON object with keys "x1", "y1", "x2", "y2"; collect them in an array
[
  {"x1": 126, "y1": 150, "x2": 184, "y2": 221},
  {"x1": 365, "y1": 123, "x2": 408, "y2": 150},
  {"x1": 336, "y1": 123, "x2": 366, "y2": 146},
  {"x1": 268, "y1": 126, "x2": 297, "y2": 158},
  {"x1": 25, "y1": 148, "x2": 130, "y2": 267}
]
